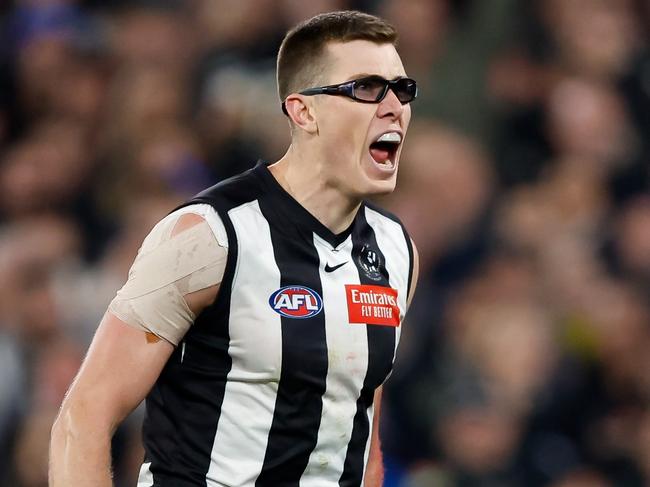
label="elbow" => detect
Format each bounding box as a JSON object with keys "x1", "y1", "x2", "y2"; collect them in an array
[
  {"x1": 51, "y1": 409, "x2": 67, "y2": 445},
  {"x1": 50, "y1": 398, "x2": 112, "y2": 449},
  {"x1": 49, "y1": 407, "x2": 72, "y2": 481},
  {"x1": 50, "y1": 405, "x2": 74, "y2": 453}
]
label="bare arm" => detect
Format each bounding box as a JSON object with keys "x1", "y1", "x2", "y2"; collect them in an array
[
  {"x1": 364, "y1": 387, "x2": 385, "y2": 487},
  {"x1": 363, "y1": 240, "x2": 419, "y2": 486},
  {"x1": 49, "y1": 213, "x2": 221, "y2": 486},
  {"x1": 49, "y1": 313, "x2": 174, "y2": 486},
  {"x1": 408, "y1": 239, "x2": 419, "y2": 308}
]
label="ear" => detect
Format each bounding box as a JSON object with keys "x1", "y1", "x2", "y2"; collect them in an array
[{"x1": 284, "y1": 95, "x2": 318, "y2": 134}]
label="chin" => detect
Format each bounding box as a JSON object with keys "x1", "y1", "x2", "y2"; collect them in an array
[
  {"x1": 357, "y1": 173, "x2": 398, "y2": 197},
  {"x1": 371, "y1": 178, "x2": 397, "y2": 195},
  {"x1": 356, "y1": 155, "x2": 399, "y2": 197}
]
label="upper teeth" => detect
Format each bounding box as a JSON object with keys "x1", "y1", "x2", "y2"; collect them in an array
[{"x1": 377, "y1": 132, "x2": 401, "y2": 144}]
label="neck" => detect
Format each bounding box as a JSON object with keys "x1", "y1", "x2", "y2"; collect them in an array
[{"x1": 268, "y1": 144, "x2": 361, "y2": 235}]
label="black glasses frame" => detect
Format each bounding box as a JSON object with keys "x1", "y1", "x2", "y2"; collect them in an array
[{"x1": 281, "y1": 75, "x2": 417, "y2": 116}]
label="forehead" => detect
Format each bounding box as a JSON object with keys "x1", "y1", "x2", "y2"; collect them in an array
[{"x1": 323, "y1": 40, "x2": 407, "y2": 83}]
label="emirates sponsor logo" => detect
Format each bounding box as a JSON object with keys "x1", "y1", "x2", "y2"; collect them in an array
[
  {"x1": 345, "y1": 284, "x2": 400, "y2": 327},
  {"x1": 349, "y1": 287, "x2": 398, "y2": 307}
]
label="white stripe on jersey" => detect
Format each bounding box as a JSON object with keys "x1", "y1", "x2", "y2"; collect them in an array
[
  {"x1": 364, "y1": 207, "x2": 410, "y2": 365},
  {"x1": 300, "y1": 234, "x2": 369, "y2": 486},
  {"x1": 206, "y1": 200, "x2": 282, "y2": 486},
  {"x1": 137, "y1": 461, "x2": 153, "y2": 487}
]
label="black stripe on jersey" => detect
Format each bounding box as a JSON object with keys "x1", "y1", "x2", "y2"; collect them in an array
[
  {"x1": 255, "y1": 199, "x2": 328, "y2": 486},
  {"x1": 144, "y1": 208, "x2": 238, "y2": 485},
  {"x1": 364, "y1": 202, "x2": 414, "y2": 299},
  {"x1": 340, "y1": 207, "x2": 396, "y2": 487}
]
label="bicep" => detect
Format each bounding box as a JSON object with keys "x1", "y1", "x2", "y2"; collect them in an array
[
  {"x1": 365, "y1": 387, "x2": 384, "y2": 486},
  {"x1": 109, "y1": 211, "x2": 226, "y2": 345},
  {"x1": 60, "y1": 312, "x2": 174, "y2": 431},
  {"x1": 371, "y1": 386, "x2": 383, "y2": 445}
]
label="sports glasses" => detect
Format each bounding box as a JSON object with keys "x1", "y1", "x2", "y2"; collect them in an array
[{"x1": 281, "y1": 75, "x2": 418, "y2": 115}]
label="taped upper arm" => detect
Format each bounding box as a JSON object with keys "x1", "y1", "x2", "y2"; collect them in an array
[
  {"x1": 171, "y1": 213, "x2": 222, "y2": 318},
  {"x1": 109, "y1": 208, "x2": 227, "y2": 346}
]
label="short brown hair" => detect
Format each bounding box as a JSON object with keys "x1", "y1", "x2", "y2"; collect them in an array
[{"x1": 277, "y1": 10, "x2": 398, "y2": 102}]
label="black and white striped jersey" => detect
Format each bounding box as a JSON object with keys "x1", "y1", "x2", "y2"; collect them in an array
[{"x1": 137, "y1": 161, "x2": 414, "y2": 487}]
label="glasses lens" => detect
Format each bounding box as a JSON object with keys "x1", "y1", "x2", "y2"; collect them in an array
[
  {"x1": 352, "y1": 77, "x2": 388, "y2": 102},
  {"x1": 393, "y1": 78, "x2": 417, "y2": 103}
]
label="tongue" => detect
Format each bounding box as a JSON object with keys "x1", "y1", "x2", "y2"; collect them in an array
[{"x1": 370, "y1": 146, "x2": 390, "y2": 164}]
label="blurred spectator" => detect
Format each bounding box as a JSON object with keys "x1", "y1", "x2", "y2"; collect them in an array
[
  {"x1": 613, "y1": 195, "x2": 650, "y2": 288},
  {"x1": 0, "y1": 119, "x2": 91, "y2": 218},
  {"x1": 545, "y1": 77, "x2": 636, "y2": 168},
  {"x1": 550, "y1": 468, "x2": 612, "y2": 487},
  {"x1": 383, "y1": 121, "x2": 493, "y2": 271},
  {"x1": 539, "y1": 0, "x2": 642, "y2": 81},
  {"x1": 0, "y1": 1, "x2": 648, "y2": 485},
  {"x1": 109, "y1": 2, "x2": 197, "y2": 72},
  {"x1": 13, "y1": 408, "x2": 57, "y2": 487}
]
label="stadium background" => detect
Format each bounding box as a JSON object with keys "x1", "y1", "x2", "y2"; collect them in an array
[{"x1": 0, "y1": 0, "x2": 649, "y2": 485}]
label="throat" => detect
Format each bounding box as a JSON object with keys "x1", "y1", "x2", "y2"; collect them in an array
[
  {"x1": 303, "y1": 192, "x2": 362, "y2": 234},
  {"x1": 268, "y1": 158, "x2": 362, "y2": 234}
]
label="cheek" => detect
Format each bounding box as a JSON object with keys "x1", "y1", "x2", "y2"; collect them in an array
[
  {"x1": 402, "y1": 105, "x2": 413, "y2": 130},
  {"x1": 321, "y1": 110, "x2": 371, "y2": 155}
]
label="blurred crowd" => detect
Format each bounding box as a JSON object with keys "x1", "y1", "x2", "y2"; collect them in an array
[{"x1": 0, "y1": 0, "x2": 648, "y2": 486}]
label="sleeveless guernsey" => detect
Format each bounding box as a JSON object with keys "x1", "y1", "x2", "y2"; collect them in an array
[{"x1": 138, "y1": 161, "x2": 414, "y2": 487}]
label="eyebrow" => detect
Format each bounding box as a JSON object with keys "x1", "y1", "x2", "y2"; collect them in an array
[{"x1": 344, "y1": 73, "x2": 406, "y2": 82}]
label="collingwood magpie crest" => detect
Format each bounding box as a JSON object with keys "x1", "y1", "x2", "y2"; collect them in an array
[{"x1": 357, "y1": 244, "x2": 384, "y2": 281}]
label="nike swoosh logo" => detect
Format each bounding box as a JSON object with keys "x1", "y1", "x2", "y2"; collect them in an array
[{"x1": 324, "y1": 261, "x2": 348, "y2": 272}]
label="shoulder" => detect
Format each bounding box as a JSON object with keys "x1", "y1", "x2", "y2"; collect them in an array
[
  {"x1": 161, "y1": 164, "x2": 264, "y2": 245},
  {"x1": 364, "y1": 201, "x2": 413, "y2": 244},
  {"x1": 166, "y1": 204, "x2": 229, "y2": 248},
  {"x1": 364, "y1": 200, "x2": 406, "y2": 228},
  {"x1": 186, "y1": 165, "x2": 263, "y2": 212},
  {"x1": 363, "y1": 202, "x2": 419, "y2": 304}
]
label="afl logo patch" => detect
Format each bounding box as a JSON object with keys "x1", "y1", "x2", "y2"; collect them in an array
[{"x1": 269, "y1": 285, "x2": 323, "y2": 319}]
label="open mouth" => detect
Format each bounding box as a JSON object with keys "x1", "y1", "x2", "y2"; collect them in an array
[{"x1": 369, "y1": 131, "x2": 402, "y2": 167}]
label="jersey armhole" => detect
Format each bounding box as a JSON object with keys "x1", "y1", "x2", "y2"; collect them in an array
[
  {"x1": 402, "y1": 226, "x2": 415, "y2": 302},
  {"x1": 183, "y1": 205, "x2": 239, "y2": 332}
]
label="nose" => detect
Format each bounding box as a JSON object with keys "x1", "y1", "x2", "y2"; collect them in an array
[{"x1": 376, "y1": 88, "x2": 404, "y2": 120}]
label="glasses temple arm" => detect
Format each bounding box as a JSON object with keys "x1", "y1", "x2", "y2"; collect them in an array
[{"x1": 299, "y1": 87, "x2": 327, "y2": 95}]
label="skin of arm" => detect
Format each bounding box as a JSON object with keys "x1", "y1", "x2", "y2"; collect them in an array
[
  {"x1": 49, "y1": 214, "x2": 219, "y2": 487},
  {"x1": 364, "y1": 386, "x2": 386, "y2": 487},
  {"x1": 364, "y1": 240, "x2": 419, "y2": 487}
]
